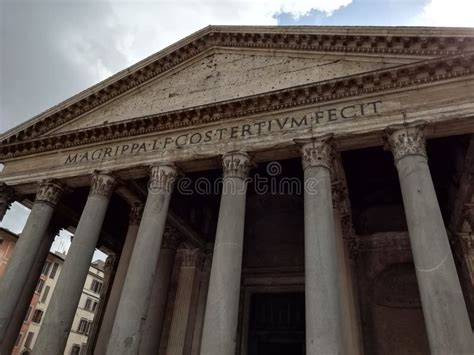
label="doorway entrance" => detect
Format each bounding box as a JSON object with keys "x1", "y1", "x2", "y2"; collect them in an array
[{"x1": 247, "y1": 292, "x2": 305, "y2": 355}]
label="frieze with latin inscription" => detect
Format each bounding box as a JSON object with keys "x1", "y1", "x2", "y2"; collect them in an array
[{"x1": 64, "y1": 100, "x2": 381, "y2": 166}]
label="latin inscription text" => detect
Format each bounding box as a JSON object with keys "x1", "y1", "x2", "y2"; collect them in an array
[{"x1": 64, "y1": 100, "x2": 381, "y2": 165}]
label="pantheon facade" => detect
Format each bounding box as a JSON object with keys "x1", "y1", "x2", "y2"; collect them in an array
[{"x1": 0, "y1": 26, "x2": 473, "y2": 355}]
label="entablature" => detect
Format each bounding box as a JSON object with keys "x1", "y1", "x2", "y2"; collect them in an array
[
  {"x1": 1, "y1": 75, "x2": 474, "y2": 194},
  {"x1": 1, "y1": 51, "x2": 474, "y2": 161}
]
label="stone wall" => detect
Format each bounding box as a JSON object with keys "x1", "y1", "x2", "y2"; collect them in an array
[
  {"x1": 56, "y1": 51, "x2": 394, "y2": 133},
  {"x1": 356, "y1": 232, "x2": 430, "y2": 355}
]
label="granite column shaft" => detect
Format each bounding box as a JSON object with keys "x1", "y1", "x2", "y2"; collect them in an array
[
  {"x1": 139, "y1": 227, "x2": 181, "y2": 354},
  {"x1": 0, "y1": 224, "x2": 59, "y2": 355},
  {"x1": 298, "y1": 136, "x2": 345, "y2": 354},
  {"x1": 166, "y1": 248, "x2": 203, "y2": 355},
  {"x1": 387, "y1": 123, "x2": 473, "y2": 354},
  {"x1": 191, "y1": 253, "x2": 212, "y2": 355},
  {"x1": 106, "y1": 165, "x2": 178, "y2": 355},
  {"x1": 94, "y1": 204, "x2": 144, "y2": 355},
  {"x1": 0, "y1": 180, "x2": 63, "y2": 344},
  {"x1": 33, "y1": 171, "x2": 116, "y2": 355},
  {"x1": 200, "y1": 151, "x2": 250, "y2": 355}
]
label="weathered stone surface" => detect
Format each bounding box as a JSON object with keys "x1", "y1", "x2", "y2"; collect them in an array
[
  {"x1": 33, "y1": 172, "x2": 116, "y2": 355},
  {"x1": 299, "y1": 138, "x2": 345, "y2": 354},
  {"x1": 387, "y1": 124, "x2": 474, "y2": 354},
  {"x1": 106, "y1": 165, "x2": 177, "y2": 355},
  {"x1": 1, "y1": 26, "x2": 474, "y2": 355},
  {"x1": 55, "y1": 52, "x2": 395, "y2": 133},
  {"x1": 200, "y1": 152, "x2": 250, "y2": 355},
  {"x1": 94, "y1": 204, "x2": 144, "y2": 355},
  {"x1": 0, "y1": 180, "x2": 62, "y2": 345}
]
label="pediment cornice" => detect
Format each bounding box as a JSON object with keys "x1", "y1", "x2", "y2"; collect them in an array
[
  {"x1": 1, "y1": 51, "x2": 473, "y2": 160},
  {"x1": 2, "y1": 25, "x2": 474, "y2": 146}
]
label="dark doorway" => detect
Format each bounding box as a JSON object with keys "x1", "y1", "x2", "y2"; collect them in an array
[{"x1": 248, "y1": 292, "x2": 305, "y2": 355}]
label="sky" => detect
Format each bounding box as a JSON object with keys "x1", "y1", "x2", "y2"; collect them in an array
[
  {"x1": 2, "y1": 0, "x2": 474, "y2": 134},
  {"x1": 0, "y1": 0, "x2": 473, "y2": 258}
]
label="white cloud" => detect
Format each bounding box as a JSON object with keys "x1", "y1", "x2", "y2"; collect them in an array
[
  {"x1": 0, "y1": 202, "x2": 106, "y2": 260},
  {"x1": 59, "y1": 32, "x2": 115, "y2": 80},
  {"x1": 418, "y1": 0, "x2": 474, "y2": 27},
  {"x1": 276, "y1": 0, "x2": 352, "y2": 17},
  {"x1": 1, "y1": 0, "x2": 353, "y2": 131},
  {"x1": 0, "y1": 202, "x2": 29, "y2": 234},
  {"x1": 106, "y1": 0, "x2": 353, "y2": 68}
]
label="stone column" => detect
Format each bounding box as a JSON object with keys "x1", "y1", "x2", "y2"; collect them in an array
[
  {"x1": 87, "y1": 254, "x2": 117, "y2": 355},
  {"x1": 166, "y1": 248, "x2": 203, "y2": 355},
  {"x1": 297, "y1": 135, "x2": 345, "y2": 354},
  {"x1": 200, "y1": 151, "x2": 250, "y2": 355},
  {"x1": 0, "y1": 179, "x2": 63, "y2": 343},
  {"x1": 0, "y1": 223, "x2": 61, "y2": 355},
  {"x1": 94, "y1": 203, "x2": 144, "y2": 355},
  {"x1": 465, "y1": 205, "x2": 474, "y2": 229},
  {"x1": 332, "y1": 180, "x2": 363, "y2": 355},
  {"x1": 386, "y1": 123, "x2": 474, "y2": 354},
  {"x1": 33, "y1": 171, "x2": 116, "y2": 355},
  {"x1": 106, "y1": 165, "x2": 178, "y2": 355},
  {"x1": 139, "y1": 227, "x2": 181, "y2": 355},
  {"x1": 331, "y1": 152, "x2": 363, "y2": 355},
  {"x1": 190, "y1": 253, "x2": 212, "y2": 355},
  {"x1": 0, "y1": 182, "x2": 15, "y2": 221}
]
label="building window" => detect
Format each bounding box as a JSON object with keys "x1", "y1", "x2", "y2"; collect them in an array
[
  {"x1": 84, "y1": 298, "x2": 92, "y2": 311},
  {"x1": 49, "y1": 262, "x2": 59, "y2": 279},
  {"x1": 84, "y1": 298, "x2": 98, "y2": 312},
  {"x1": 24, "y1": 331, "x2": 34, "y2": 348},
  {"x1": 90, "y1": 279, "x2": 102, "y2": 294},
  {"x1": 71, "y1": 344, "x2": 81, "y2": 355},
  {"x1": 31, "y1": 309, "x2": 43, "y2": 324},
  {"x1": 24, "y1": 306, "x2": 32, "y2": 322},
  {"x1": 15, "y1": 333, "x2": 23, "y2": 347},
  {"x1": 35, "y1": 279, "x2": 44, "y2": 294},
  {"x1": 77, "y1": 318, "x2": 91, "y2": 335},
  {"x1": 41, "y1": 261, "x2": 51, "y2": 276},
  {"x1": 40, "y1": 285, "x2": 50, "y2": 303}
]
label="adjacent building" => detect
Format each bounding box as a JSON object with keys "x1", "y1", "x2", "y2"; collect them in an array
[{"x1": 0, "y1": 228, "x2": 104, "y2": 355}]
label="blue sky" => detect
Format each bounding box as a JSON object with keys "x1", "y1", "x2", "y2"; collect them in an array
[
  {"x1": 1, "y1": 0, "x2": 473, "y2": 259},
  {"x1": 276, "y1": 0, "x2": 429, "y2": 26}
]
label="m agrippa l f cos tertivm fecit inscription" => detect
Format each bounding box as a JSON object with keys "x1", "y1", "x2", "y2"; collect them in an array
[{"x1": 64, "y1": 100, "x2": 382, "y2": 165}]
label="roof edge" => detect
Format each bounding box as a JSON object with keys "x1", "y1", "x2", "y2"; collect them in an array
[{"x1": 3, "y1": 25, "x2": 474, "y2": 142}]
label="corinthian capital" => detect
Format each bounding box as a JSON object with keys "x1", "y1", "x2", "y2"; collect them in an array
[
  {"x1": 464, "y1": 204, "x2": 474, "y2": 230},
  {"x1": 129, "y1": 203, "x2": 144, "y2": 226},
  {"x1": 385, "y1": 122, "x2": 427, "y2": 162},
  {"x1": 331, "y1": 180, "x2": 351, "y2": 216},
  {"x1": 148, "y1": 165, "x2": 178, "y2": 193},
  {"x1": 161, "y1": 226, "x2": 181, "y2": 250},
  {"x1": 0, "y1": 183, "x2": 15, "y2": 220},
  {"x1": 222, "y1": 151, "x2": 251, "y2": 179},
  {"x1": 36, "y1": 179, "x2": 64, "y2": 207},
  {"x1": 179, "y1": 248, "x2": 205, "y2": 268},
  {"x1": 90, "y1": 171, "x2": 116, "y2": 198},
  {"x1": 296, "y1": 134, "x2": 335, "y2": 170}
]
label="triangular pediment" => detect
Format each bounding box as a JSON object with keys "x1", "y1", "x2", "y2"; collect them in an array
[
  {"x1": 51, "y1": 49, "x2": 411, "y2": 134},
  {"x1": 2, "y1": 25, "x2": 474, "y2": 145}
]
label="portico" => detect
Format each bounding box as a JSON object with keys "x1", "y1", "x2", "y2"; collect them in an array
[{"x1": 1, "y1": 25, "x2": 474, "y2": 355}]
